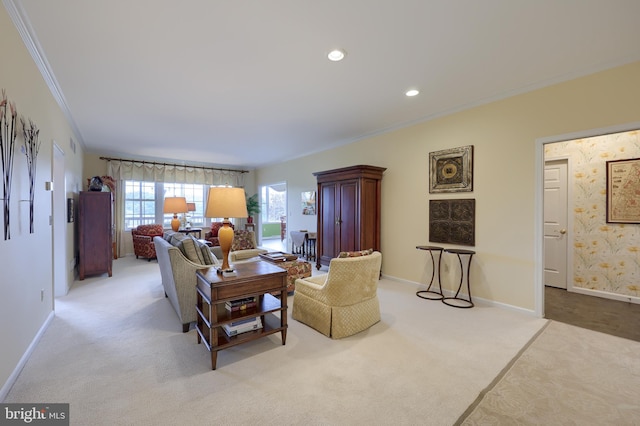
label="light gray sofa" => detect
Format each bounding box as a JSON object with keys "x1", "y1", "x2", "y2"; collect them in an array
[{"x1": 154, "y1": 232, "x2": 218, "y2": 332}]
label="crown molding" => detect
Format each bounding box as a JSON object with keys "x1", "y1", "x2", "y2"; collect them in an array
[{"x1": 3, "y1": 0, "x2": 85, "y2": 148}]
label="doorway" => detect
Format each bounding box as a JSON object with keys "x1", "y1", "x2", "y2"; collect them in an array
[
  {"x1": 259, "y1": 182, "x2": 287, "y2": 251},
  {"x1": 536, "y1": 121, "x2": 640, "y2": 318}
]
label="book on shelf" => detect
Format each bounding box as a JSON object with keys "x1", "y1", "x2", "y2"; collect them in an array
[
  {"x1": 222, "y1": 316, "x2": 263, "y2": 336},
  {"x1": 225, "y1": 296, "x2": 258, "y2": 311}
]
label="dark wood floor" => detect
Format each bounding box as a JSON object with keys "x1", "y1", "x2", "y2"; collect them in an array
[{"x1": 545, "y1": 286, "x2": 640, "y2": 342}]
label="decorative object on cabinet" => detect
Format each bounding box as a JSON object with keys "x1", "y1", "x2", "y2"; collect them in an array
[
  {"x1": 313, "y1": 165, "x2": 385, "y2": 270},
  {"x1": 21, "y1": 117, "x2": 40, "y2": 233},
  {"x1": 163, "y1": 196, "x2": 188, "y2": 232},
  {"x1": 0, "y1": 90, "x2": 17, "y2": 240},
  {"x1": 67, "y1": 198, "x2": 74, "y2": 223},
  {"x1": 78, "y1": 191, "x2": 113, "y2": 280},
  {"x1": 131, "y1": 224, "x2": 164, "y2": 261},
  {"x1": 88, "y1": 176, "x2": 104, "y2": 191},
  {"x1": 302, "y1": 191, "x2": 316, "y2": 215},
  {"x1": 606, "y1": 157, "x2": 640, "y2": 223},
  {"x1": 429, "y1": 199, "x2": 475, "y2": 246},
  {"x1": 245, "y1": 193, "x2": 260, "y2": 224},
  {"x1": 205, "y1": 186, "x2": 248, "y2": 271},
  {"x1": 429, "y1": 145, "x2": 473, "y2": 193},
  {"x1": 293, "y1": 251, "x2": 382, "y2": 338}
]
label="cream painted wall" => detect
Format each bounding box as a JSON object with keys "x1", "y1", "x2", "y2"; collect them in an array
[
  {"x1": 257, "y1": 61, "x2": 640, "y2": 312},
  {"x1": 0, "y1": 6, "x2": 83, "y2": 397}
]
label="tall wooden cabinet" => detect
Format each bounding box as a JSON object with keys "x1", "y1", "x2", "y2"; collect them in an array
[
  {"x1": 78, "y1": 191, "x2": 113, "y2": 280},
  {"x1": 313, "y1": 165, "x2": 386, "y2": 269}
]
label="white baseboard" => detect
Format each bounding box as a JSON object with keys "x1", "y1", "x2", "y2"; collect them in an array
[
  {"x1": 0, "y1": 311, "x2": 55, "y2": 402},
  {"x1": 569, "y1": 286, "x2": 640, "y2": 305},
  {"x1": 381, "y1": 273, "x2": 538, "y2": 317}
]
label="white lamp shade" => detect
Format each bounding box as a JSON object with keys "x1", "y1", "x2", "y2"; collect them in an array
[
  {"x1": 205, "y1": 187, "x2": 248, "y2": 219},
  {"x1": 163, "y1": 197, "x2": 188, "y2": 214}
]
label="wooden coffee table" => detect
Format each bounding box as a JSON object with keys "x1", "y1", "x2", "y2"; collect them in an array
[{"x1": 195, "y1": 261, "x2": 288, "y2": 370}]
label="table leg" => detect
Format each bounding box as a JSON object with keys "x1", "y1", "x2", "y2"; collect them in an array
[
  {"x1": 416, "y1": 247, "x2": 443, "y2": 300},
  {"x1": 442, "y1": 251, "x2": 474, "y2": 308}
]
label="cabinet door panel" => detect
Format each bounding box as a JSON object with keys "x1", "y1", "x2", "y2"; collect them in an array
[
  {"x1": 318, "y1": 183, "x2": 338, "y2": 264},
  {"x1": 338, "y1": 180, "x2": 358, "y2": 252}
]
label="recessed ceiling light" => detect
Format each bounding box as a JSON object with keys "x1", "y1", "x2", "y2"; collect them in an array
[
  {"x1": 327, "y1": 49, "x2": 346, "y2": 62},
  {"x1": 405, "y1": 89, "x2": 420, "y2": 97}
]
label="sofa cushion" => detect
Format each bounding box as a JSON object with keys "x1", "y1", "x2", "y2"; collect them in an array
[
  {"x1": 338, "y1": 248, "x2": 374, "y2": 258},
  {"x1": 170, "y1": 233, "x2": 205, "y2": 264},
  {"x1": 231, "y1": 230, "x2": 257, "y2": 251}
]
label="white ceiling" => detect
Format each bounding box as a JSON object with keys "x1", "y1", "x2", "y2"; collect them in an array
[{"x1": 8, "y1": 0, "x2": 640, "y2": 169}]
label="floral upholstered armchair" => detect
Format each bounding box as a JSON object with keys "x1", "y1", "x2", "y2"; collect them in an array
[
  {"x1": 292, "y1": 250, "x2": 382, "y2": 338},
  {"x1": 204, "y1": 221, "x2": 234, "y2": 247},
  {"x1": 132, "y1": 224, "x2": 164, "y2": 261}
]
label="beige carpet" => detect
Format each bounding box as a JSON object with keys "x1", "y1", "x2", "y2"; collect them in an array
[
  {"x1": 5, "y1": 256, "x2": 550, "y2": 425},
  {"x1": 459, "y1": 320, "x2": 640, "y2": 425}
]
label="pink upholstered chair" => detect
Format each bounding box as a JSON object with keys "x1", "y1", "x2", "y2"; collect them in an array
[{"x1": 132, "y1": 224, "x2": 164, "y2": 261}]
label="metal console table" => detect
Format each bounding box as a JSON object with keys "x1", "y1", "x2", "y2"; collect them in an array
[
  {"x1": 441, "y1": 248, "x2": 476, "y2": 308},
  {"x1": 415, "y1": 246, "x2": 444, "y2": 300}
]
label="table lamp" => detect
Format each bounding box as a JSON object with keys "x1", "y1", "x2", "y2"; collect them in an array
[
  {"x1": 185, "y1": 202, "x2": 196, "y2": 228},
  {"x1": 163, "y1": 197, "x2": 188, "y2": 232},
  {"x1": 205, "y1": 187, "x2": 248, "y2": 271}
]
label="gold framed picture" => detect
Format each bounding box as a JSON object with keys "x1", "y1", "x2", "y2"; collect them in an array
[
  {"x1": 606, "y1": 157, "x2": 640, "y2": 223},
  {"x1": 429, "y1": 145, "x2": 473, "y2": 193}
]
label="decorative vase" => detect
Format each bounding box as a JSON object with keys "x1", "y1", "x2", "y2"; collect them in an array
[{"x1": 247, "y1": 216, "x2": 253, "y2": 224}]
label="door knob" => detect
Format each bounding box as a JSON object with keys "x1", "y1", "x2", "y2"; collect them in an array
[{"x1": 559, "y1": 229, "x2": 566, "y2": 234}]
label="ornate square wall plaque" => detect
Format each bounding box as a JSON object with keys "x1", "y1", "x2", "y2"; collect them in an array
[
  {"x1": 429, "y1": 199, "x2": 475, "y2": 246},
  {"x1": 429, "y1": 145, "x2": 473, "y2": 193}
]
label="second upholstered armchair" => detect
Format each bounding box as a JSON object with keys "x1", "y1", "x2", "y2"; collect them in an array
[
  {"x1": 131, "y1": 224, "x2": 164, "y2": 261},
  {"x1": 292, "y1": 251, "x2": 382, "y2": 339}
]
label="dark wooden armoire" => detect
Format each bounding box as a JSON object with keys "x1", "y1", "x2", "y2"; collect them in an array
[
  {"x1": 313, "y1": 165, "x2": 386, "y2": 269},
  {"x1": 78, "y1": 191, "x2": 113, "y2": 280}
]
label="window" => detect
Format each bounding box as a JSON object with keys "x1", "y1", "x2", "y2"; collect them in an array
[
  {"x1": 124, "y1": 181, "x2": 208, "y2": 230},
  {"x1": 124, "y1": 181, "x2": 156, "y2": 229}
]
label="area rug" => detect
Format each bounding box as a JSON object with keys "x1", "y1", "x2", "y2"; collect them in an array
[{"x1": 458, "y1": 321, "x2": 640, "y2": 425}]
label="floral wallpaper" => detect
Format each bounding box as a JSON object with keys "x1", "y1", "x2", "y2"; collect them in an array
[{"x1": 545, "y1": 130, "x2": 640, "y2": 299}]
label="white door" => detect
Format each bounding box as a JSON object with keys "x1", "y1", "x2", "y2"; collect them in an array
[{"x1": 544, "y1": 160, "x2": 568, "y2": 289}]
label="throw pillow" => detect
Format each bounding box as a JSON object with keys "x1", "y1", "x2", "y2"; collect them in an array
[
  {"x1": 337, "y1": 248, "x2": 374, "y2": 258},
  {"x1": 231, "y1": 230, "x2": 256, "y2": 251},
  {"x1": 197, "y1": 240, "x2": 218, "y2": 265},
  {"x1": 171, "y1": 233, "x2": 206, "y2": 264}
]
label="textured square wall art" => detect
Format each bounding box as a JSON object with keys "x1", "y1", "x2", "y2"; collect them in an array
[
  {"x1": 429, "y1": 199, "x2": 475, "y2": 246},
  {"x1": 429, "y1": 145, "x2": 473, "y2": 193}
]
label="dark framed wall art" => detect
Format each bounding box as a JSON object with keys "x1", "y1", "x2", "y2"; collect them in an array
[
  {"x1": 429, "y1": 199, "x2": 475, "y2": 246},
  {"x1": 606, "y1": 157, "x2": 640, "y2": 223},
  {"x1": 429, "y1": 145, "x2": 473, "y2": 193}
]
